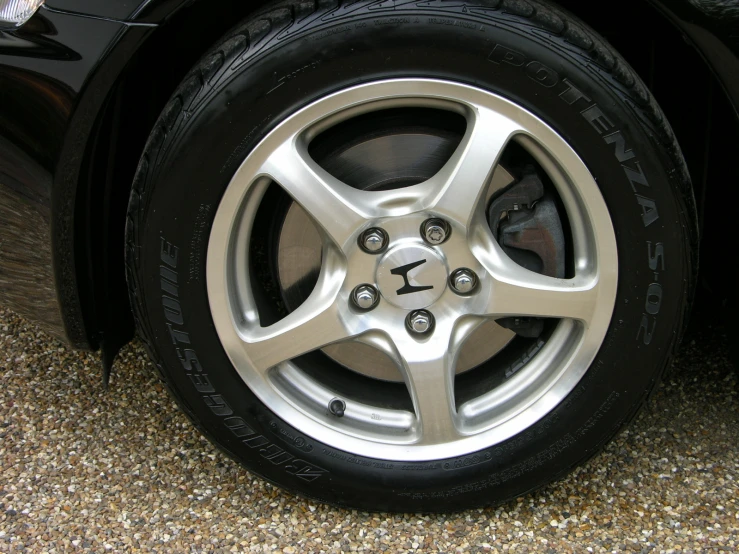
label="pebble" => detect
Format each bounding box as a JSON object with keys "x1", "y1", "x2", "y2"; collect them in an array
[{"x1": 1, "y1": 306, "x2": 738, "y2": 552}]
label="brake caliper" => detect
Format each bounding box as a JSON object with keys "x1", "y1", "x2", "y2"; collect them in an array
[{"x1": 487, "y1": 168, "x2": 566, "y2": 338}]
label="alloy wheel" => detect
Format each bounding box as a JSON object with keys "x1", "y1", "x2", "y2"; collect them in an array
[{"x1": 206, "y1": 79, "x2": 619, "y2": 461}]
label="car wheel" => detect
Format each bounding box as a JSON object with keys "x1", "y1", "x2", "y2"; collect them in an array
[{"x1": 125, "y1": 0, "x2": 697, "y2": 511}]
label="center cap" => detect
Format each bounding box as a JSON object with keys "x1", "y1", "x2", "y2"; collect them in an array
[{"x1": 376, "y1": 244, "x2": 448, "y2": 309}]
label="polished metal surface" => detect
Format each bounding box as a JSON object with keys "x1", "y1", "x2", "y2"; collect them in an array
[
  {"x1": 323, "y1": 318, "x2": 514, "y2": 382},
  {"x1": 351, "y1": 284, "x2": 379, "y2": 310},
  {"x1": 450, "y1": 268, "x2": 477, "y2": 295},
  {"x1": 407, "y1": 310, "x2": 434, "y2": 334},
  {"x1": 207, "y1": 79, "x2": 619, "y2": 461},
  {"x1": 422, "y1": 218, "x2": 448, "y2": 245},
  {"x1": 375, "y1": 244, "x2": 448, "y2": 310},
  {"x1": 360, "y1": 228, "x2": 388, "y2": 253}
]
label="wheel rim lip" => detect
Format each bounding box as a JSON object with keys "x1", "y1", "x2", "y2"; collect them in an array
[{"x1": 206, "y1": 78, "x2": 619, "y2": 461}]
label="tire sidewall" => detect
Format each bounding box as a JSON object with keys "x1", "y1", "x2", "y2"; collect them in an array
[{"x1": 133, "y1": 3, "x2": 692, "y2": 511}]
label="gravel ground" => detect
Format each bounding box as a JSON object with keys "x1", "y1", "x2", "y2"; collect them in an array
[{"x1": 1, "y1": 306, "x2": 738, "y2": 553}]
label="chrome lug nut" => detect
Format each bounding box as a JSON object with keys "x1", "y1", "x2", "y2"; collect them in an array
[
  {"x1": 422, "y1": 218, "x2": 449, "y2": 245},
  {"x1": 406, "y1": 310, "x2": 435, "y2": 335},
  {"x1": 352, "y1": 284, "x2": 379, "y2": 310},
  {"x1": 450, "y1": 268, "x2": 478, "y2": 295},
  {"x1": 359, "y1": 228, "x2": 388, "y2": 253}
]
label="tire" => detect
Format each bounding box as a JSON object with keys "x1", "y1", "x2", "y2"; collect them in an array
[{"x1": 125, "y1": 0, "x2": 697, "y2": 512}]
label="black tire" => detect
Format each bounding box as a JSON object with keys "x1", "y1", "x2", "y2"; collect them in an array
[{"x1": 125, "y1": 0, "x2": 697, "y2": 511}]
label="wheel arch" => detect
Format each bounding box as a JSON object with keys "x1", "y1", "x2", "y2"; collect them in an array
[{"x1": 72, "y1": 0, "x2": 276, "y2": 361}]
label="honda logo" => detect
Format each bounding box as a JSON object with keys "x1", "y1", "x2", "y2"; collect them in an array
[{"x1": 391, "y1": 260, "x2": 434, "y2": 296}]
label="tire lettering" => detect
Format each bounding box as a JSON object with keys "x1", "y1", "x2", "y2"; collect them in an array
[
  {"x1": 268, "y1": 60, "x2": 321, "y2": 94},
  {"x1": 178, "y1": 348, "x2": 201, "y2": 371},
  {"x1": 559, "y1": 78, "x2": 592, "y2": 106},
  {"x1": 160, "y1": 237, "x2": 178, "y2": 268},
  {"x1": 203, "y1": 394, "x2": 233, "y2": 417},
  {"x1": 259, "y1": 444, "x2": 295, "y2": 465},
  {"x1": 622, "y1": 161, "x2": 650, "y2": 190},
  {"x1": 160, "y1": 266, "x2": 179, "y2": 296},
  {"x1": 488, "y1": 45, "x2": 660, "y2": 227},
  {"x1": 488, "y1": 44, "x2": 525, "y2": 66},
  {"x1": 637, "y1": 243, "x2": 665, "y2": 345},
  {"x1": 637, "y1": 314, "x2": 657, "y2": 345},
  {"x1": 188, "y1": 373, "x2": 215, "y2": 394},
  {"x1": 645, "y1": 283, "x2": 663, "y2": 315},
  {"x1": 636, "y1": 195, "x2": 659, "y2": 227},
  {"x1": 604, "y1": 131, "x2": 636, "y2": 162},
  {"x1": 525, "y1": 61, "x2": 559, "y2": 88},
  {"x1": 224, "y1": 416, "x2": 256, "y2": 438},
  {"x1": 581, "y1": 104, "x2": 615, "y2": 135},
  {"x1": 162, "y1": 296, "x2": 184, "y2": 325},
  {"x1": 647, "y1": 241, "x2": 665, "y2": 271},
  {"x1": 166, "y1": 323, "x2": 191, "y2": 345},
  {"x1": 489, "y1": 44, "x2": 559, "y2": 87},
  {"x1": 283, "y1": 460, "x2": 327, "y2": 482}
]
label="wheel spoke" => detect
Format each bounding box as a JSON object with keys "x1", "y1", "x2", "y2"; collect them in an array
[
  {"x1": 260, "y1": 138, "x2": 369, "y2": 249},
  {"x1": 404, "y1": 352, "x2": 459, "y2": 444},
  {"x1": 240, "y1": 254, "x2": 352, "y2": 372},
  {"x1": 367, "y1": 323, "x2": 477, "y2": 445},
  {"x1": 242, "y1": 299, "x2": 350, "y2": 373},
  {"x1": 487, "y1": 273, "x2": 598, "y2": 322},
  {"x1": 472, "y1": 227, "x2": 599, "y2": 322},
  {"x1": 428, "y1": 106, "x2": 524, "y2": 227}
]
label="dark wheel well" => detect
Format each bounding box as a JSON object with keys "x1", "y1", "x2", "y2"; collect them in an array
[
  {"x1": 77, "y1": 0, "x2": 738, "y2": 362},
  {"x1": 75, "y1": 0, "x2": 277, "y2": 359}
]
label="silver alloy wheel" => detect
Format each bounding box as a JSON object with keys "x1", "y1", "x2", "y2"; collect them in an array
[{"x1": 206, "y1": 79, "x2": 618, "y2": 461}]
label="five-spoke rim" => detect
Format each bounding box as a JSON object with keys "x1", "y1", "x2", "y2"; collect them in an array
[{"x1": 206, "y1": 79, "x2": 618, "y2": 461}]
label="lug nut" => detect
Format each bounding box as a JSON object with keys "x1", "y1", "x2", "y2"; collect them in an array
[
  {"x1": 422, "y1": 218, "x2": 449, "y2": 245},
  {"x1": 406, "y1": 310, "x2": 435, "y2": 335},
  {"x1": 450, "y1": 268, "x2": 478, "y2": 295},
  {"x1": 359, "y1": 228, "x2": 388, "y2": 253},
  {"x1": 352, "y1": 284, "x2": 379, "y2": 310}
]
